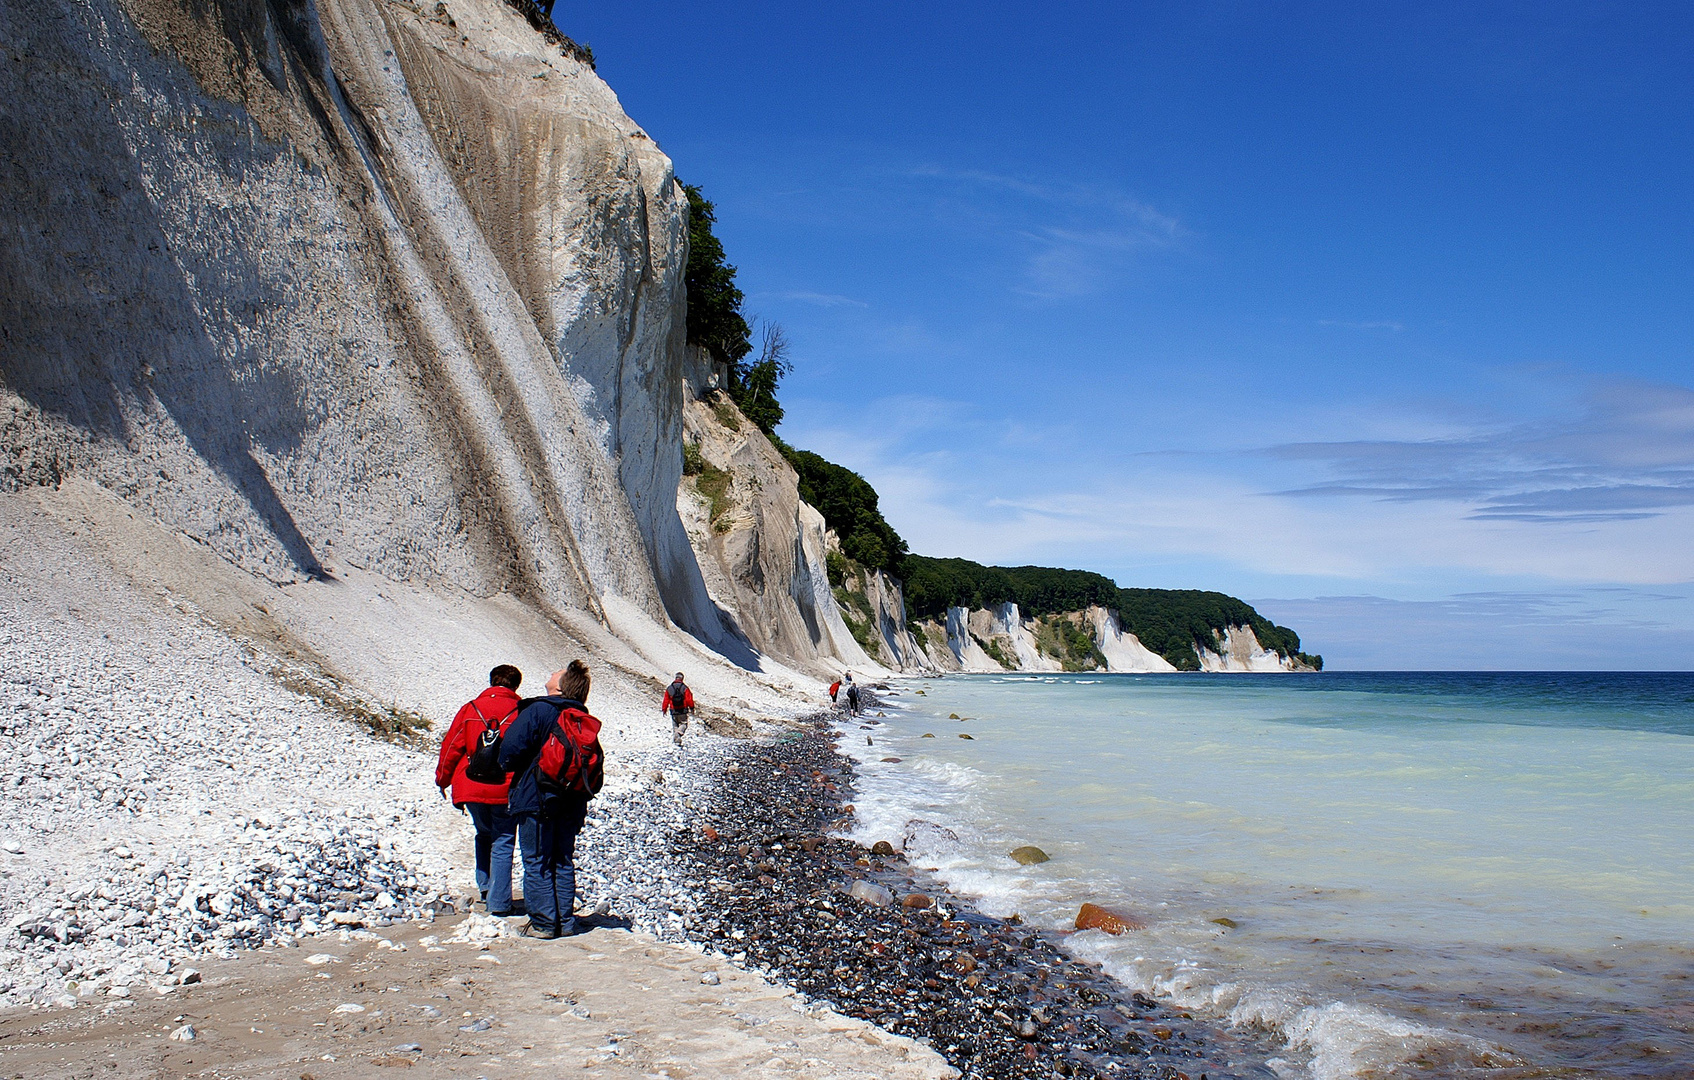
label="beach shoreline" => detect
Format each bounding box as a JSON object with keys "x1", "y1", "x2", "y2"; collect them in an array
[{"x1": 610, "y1": 696, "x2": 1264, "y2": 1080}]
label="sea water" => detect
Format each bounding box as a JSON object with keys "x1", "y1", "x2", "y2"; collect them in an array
[{"x1": 841, "y1": 672, "x2": 1694, "y2": 1079}]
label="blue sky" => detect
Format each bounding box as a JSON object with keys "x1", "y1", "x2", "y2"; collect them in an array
[{"x1": 563, "y1": 2, "x2": 1694, "y2": 669}]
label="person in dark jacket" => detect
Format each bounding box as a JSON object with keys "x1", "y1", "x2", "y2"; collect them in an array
[
  {"x1": 434, "y1": 665, "x2": 523, "y2": 916},
  {"x1": 498, "y1": 660, "x2": 595, "y2": 939}
]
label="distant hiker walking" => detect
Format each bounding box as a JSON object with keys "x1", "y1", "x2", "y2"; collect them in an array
[
  {"x1": 662, "y1": 672, "x2": 694, "y2": 746},
  {"x1": 435, "y1": 665, "x2": 523, "y2": 916},
  {"x1": 846, "y1": 679, "x2": 862, "y2": 717},
  {"x1": 498, "y1": 660, "x2": 605, "y2": 939},
  {"x1": 828, "y1": 677, "x2": 841, "y2": 703}
]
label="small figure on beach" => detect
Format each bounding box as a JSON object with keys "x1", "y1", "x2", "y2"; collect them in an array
[
  {"x1": 846, "y1": 678, "x2": 862, "y2": 717},
  {"x1": 498, "y1": 660, "x2": 603, "y2": 939},
  {"x1": 662, "y1": 671, "x2": 694, "y2": 747},
  {"x1": 828, "y1": 676, "x2": 841, "y2": 703},
  {"x1": 434, "y1": 664, "x2": 523, "y2": 916}
]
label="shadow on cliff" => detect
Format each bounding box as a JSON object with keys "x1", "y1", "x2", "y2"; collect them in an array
[{"x1": 0, "y1": 21, "x2": 324, "y2": 580}]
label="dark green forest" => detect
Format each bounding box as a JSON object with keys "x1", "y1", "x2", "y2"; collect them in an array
[{"x1": 780, "y1": 447, "x2": 909, "y2": 576}]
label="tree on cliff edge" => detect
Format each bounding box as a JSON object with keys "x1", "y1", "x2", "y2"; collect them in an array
[
  {"x1": 683, "y1": 182, "x2": 794, "y2": 437},
  {"x1": 683, "y1": 183, "x2": 753, "y2": 372}
]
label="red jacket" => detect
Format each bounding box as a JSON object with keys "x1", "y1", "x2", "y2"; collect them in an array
[
  {"x1": 661, "y1": 683, "x2": 695, "y2": 712},
  {"x1": 435, "y1": 686, "x2": 522, "y2": 805}
]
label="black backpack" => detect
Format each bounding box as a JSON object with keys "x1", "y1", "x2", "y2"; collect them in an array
[
  {"x1": 463, "y1": 700, "x2": 518, "y2": 785},
  {"x1": 668, "y1": 680, "x2": 689, "y2": 711}
]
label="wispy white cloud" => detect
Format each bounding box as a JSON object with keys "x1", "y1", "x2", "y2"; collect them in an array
[
  {"x1": 1254, "y1": 589, "x2": 1694, "y2": 670},
  {"x1": 1269, "y1": 378, "x2": 1694, "y2": 523},
  {"x1": 757, "y1": 290, "x2": 869, "y2": 308},
  {"x1": 1318, "y1": 319, "x2": 1406, "y2": 332},
  {"x1": 904, "y1": 165, "x2": 1188, "y2": 298},
  {"x1": 781, "y1": 376, "x2": 1694, "y2": 595}
]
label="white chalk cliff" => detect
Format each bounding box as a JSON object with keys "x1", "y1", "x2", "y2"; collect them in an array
[
  {"x1": 678, "y1": 388, "x2": 880, "y2": 678},
  {"x1": 909, "y1": 603, "x2": 1311, "y2": 674},
  {"x1": 0, "y1": 0, "x2": 1314, "y2": 704},
  {"x1": 0, "y1": 0, "x2": 884, "y2": 712}
]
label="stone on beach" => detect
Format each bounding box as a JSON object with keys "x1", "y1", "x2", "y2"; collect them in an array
[
  {"x1": 847, "y1": 881, "x2": 895, "y2": 908},
  {"x1": 1074, "y1": 902, "x2": 1147, "y2": 935},
  {"x1": 1009, "y1": 845, "x2": 1050, "y2": 865},
  {"x1": 870, "y1": 840, "x2": 897, "y2": 856}
]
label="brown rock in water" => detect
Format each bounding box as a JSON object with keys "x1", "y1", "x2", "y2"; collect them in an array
[
  {"x1": 870, "y1": 840, "x2": 896, "y2": 856},
  {"x1": 881, "y1": 757, "x2": 902, "y2": 763},
  {"x1": 1151, "y1": 1026, "x2": 1173, "y2": 1041},
  {"x1": 1074, "y1": 902, "x2": 1147, "y2": 935},
  {"x1": 701, "y1": 825, "x2": 719, "y2": 842},
  {"x1": 921, "y1": 733, "x2": 936, "y2": 738},
  {"x1": 951, "y1": 953, "x2": 978, "y2": 975},
  {"x1": 949, "y1": 713, "x2": 961, "y2": 719},
  {"x1": 799, "y1": 837, "x2": 824, "y2": 852},
  {"x1": 959, "y1": 733, "x2": 974, "y2": 740},
  {"x1": 1010, "y1": 846, "x2": 1050, "y2": 865},
  {"x1": 1211, "y1": 917, "x2": 1239, "y2": 929},
  {"x1": 902, "y1": 893, "x2": 933, "y2": 910}
]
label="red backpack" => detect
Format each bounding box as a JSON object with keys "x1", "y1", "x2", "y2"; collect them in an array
[{"x1": 536, "y1": 706, "x2": 605, "y2": 798}]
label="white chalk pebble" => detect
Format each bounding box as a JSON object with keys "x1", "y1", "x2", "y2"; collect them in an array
[
  {"x1": 334, "y1": 1002, "x2": 365, "y2": 1014},
  {"x1": 169, "y1": 1024, "x2": 196, "y2": 1042}
]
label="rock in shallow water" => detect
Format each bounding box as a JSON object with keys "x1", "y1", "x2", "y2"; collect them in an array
[
  {"x1": 1074, "y1": 902, "x2": 1147, "y2": 935},
  {"x1": 1010, "y1": 845, "x2": 1050, "y2": 866}
]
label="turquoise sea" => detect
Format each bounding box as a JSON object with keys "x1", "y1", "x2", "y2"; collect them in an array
[{"x1": 843, "y1": 672, "x2": 1694, "y2": 1079}]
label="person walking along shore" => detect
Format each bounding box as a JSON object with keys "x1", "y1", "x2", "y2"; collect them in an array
[
  {"x1": 435, "y1": 665, "x2": 523, "y2": 915},
  {"x1": 662, "y1": 671, "x2": 694, "y2": 747},
  {"x1": 499, "y1": 661, "x2": 602, "y2": 939}
]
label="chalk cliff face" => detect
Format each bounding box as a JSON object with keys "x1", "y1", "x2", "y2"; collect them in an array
[
  {"x1": 909, "y1": 603, "x2": 1310, "y2": 673},
  {"x1": 1197, "y1": 625, "x2": 1308, "y2": 672},
  {"x1": 0, "y1": 0, "x2": 1315, "y2": 698},
  {"x1": 679, "y1": 391, "x2": 877, "y2": 677},
  {"x1": 0, "y1": 0, "x2": 749, "y2": 669}
]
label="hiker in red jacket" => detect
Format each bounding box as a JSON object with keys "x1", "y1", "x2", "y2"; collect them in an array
[
  {"x1": 661, "y1": 671, "x2": 694, "y2": 747},
  {"x1": 436, "y1": 664, "x2": 523, "y2": 916}
]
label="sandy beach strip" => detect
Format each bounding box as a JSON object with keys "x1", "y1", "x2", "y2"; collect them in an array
[{"x1": 0, "y1": 914, "x2": 954, "y2": 1079}]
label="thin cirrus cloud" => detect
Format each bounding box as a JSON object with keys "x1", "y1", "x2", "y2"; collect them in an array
[
  {"x1": 757, "y1": 290, "x2": 869, "y2": 308},
  {"x1": 1317, "y1": 319, "x2": 1406, "y2": 332},
  {"x1": 905, "y1": 166, "x2": 1187, "y2": 297},
  {"x1": 1253, "y1": 589, "x2": 1694, "y2": 671},
  {"x1": 1268, "y1": 378, "x2": 1694, "y2": 524}
]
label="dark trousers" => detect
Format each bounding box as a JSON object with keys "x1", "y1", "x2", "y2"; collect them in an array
[
  {"x1": 464, "y1": 802, "x2": 517, "y2": 914},
  {"x1": 516, "y1": 807, "x2": 583, "y2": 934}
]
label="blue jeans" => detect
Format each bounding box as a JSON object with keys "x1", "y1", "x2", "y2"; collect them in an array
[
  {"x1": 464, "y1": 803, "x2": 517, "y2": 915},
  {"x1": 516, "y1": 810, "x2": 582, "y2": 934}
]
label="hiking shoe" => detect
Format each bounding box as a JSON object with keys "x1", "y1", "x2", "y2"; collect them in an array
[
  {"x1": 518, "y1": 922, "x2": 559, "y2": 940},
  {"x1": 487, "y1": 909, "x2": 515, "y2": 918}
]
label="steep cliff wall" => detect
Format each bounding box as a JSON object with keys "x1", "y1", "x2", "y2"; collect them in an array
[
  {"x1": 679, "y1": 392, "x2": 880, "y2": 678},
  {"x1": 908, "y1": 603, "x2": 1306, "y2": 674},
  {"x1": 1086, "y1": 606, "x2": 1180, "y2": 672},
  {"x1": 0, "y1": 0, "x2": 809, "y2": 720},
  {"x1": 850, "y1": 566, "x2": 928, "y2": 673},
  {"x1": 1198, "y1": 625, "x2": 1313, "y2": 672}
]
